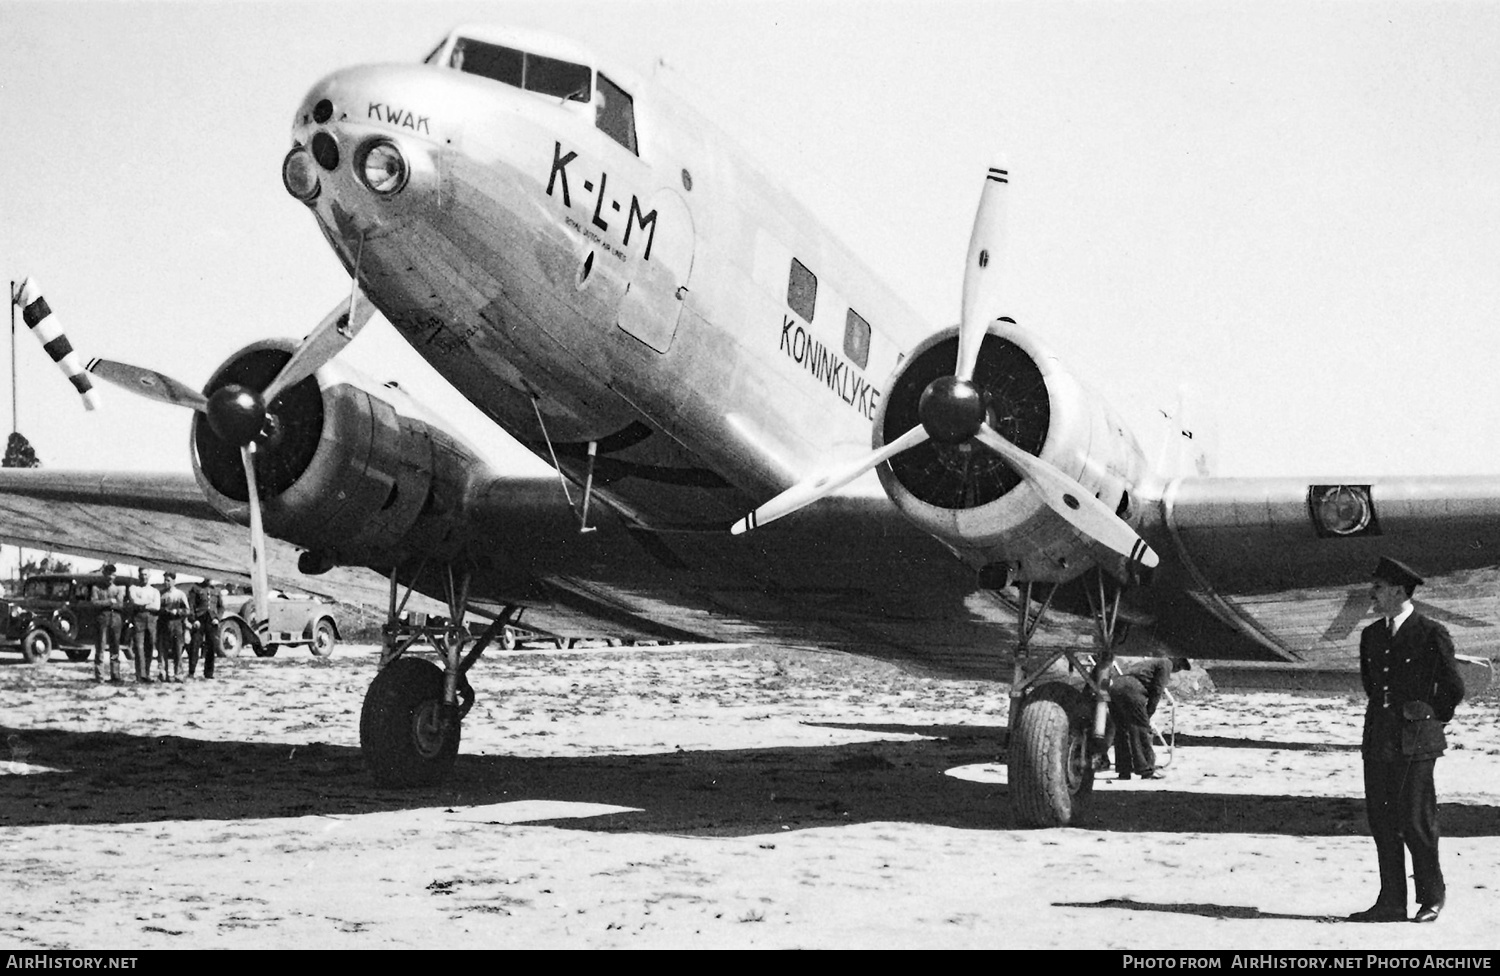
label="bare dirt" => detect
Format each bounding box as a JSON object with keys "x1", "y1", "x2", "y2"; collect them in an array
[{"x1": 2, "y1": 643, "x2": 1497, "y2": 949}]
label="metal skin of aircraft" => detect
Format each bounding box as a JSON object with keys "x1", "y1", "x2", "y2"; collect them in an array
[{"x1": 5, "y1": 24, "x2": 1500, "y2": 828}]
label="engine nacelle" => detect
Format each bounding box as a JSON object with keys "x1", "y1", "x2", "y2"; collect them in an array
[
  {"x1": 875, "y1": 321, "x2": 1149, "y2": 583},
  {"x1": 191, "y1": 339, "x2": 494, "y2": 569}
]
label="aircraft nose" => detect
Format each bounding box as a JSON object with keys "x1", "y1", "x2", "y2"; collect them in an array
[{"x1": 283, "y1": 65, "x2": 448, "y2": 209}]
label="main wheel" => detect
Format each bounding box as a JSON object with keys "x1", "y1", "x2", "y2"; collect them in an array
[
  {"x1": 309, "y1": 619, "x2": 337, "y2": 657},
  {"x1": 500, "y1": 626, "x2": 517, "y2": 651},
  {"x1": 1009, "y1": 681, "x2": 1095, "y2": 827},
  {"x1": 218, "y1": 621, "x2": 244, "y2": 657},
  {"x1": 253, "y1": 640, "x2": 278, "y2": 658},
  {"x1": 360, "y1": 657, "x2": 461, "y2": 787},
  {"x1": 21, "y1": 627, "x2": 53, "y2": 664},
  {"x1": 63, "y1": 645, "x2": 92, "y2": 662}
]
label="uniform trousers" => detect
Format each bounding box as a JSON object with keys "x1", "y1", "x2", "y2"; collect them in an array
[
  {"x1": 130, "y1": 611, "x2": 157, "y2": 680},
  {"x1": 1363, "y1": 754, "x2": 1444, "y2": 908},
  {"x1": 189, "y1": 613, "x2": 218, "y2": 678},
  {"x1": 94, "y1": 610, "x2": 124, "y2": 682},
  {"x1": 157, "y1": 619, "x2": 186, "y2": 679},
  {"x1": 1109, "y1": 674, "x2": 1157, "y2": 775}
]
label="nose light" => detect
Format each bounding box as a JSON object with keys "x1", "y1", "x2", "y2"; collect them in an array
[
  {"x1": 281, "y1": 147, "x2": 320, "y2": 202},
  {"x1": 357, "y1": 139, "x2": 409, "y2": 196}
]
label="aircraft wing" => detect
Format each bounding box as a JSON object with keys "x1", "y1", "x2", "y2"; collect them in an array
[
  {"x1": 0, "y1": 469, "x2": 396, "y2": 607},
  {"x1": 1147, "y1": 475, "x2": 1500, "y2": 666},
  {"x1": 1, "y1": 467, "x2": 1495, "y2": 678}
]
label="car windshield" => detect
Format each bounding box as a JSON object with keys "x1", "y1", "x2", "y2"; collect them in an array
[{"x1": 450, "y1": 37, "x2": 591, "y2": 102}]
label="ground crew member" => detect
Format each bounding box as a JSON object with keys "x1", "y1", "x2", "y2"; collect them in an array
[
  {"x1": 1347, "y1": 556, "x2": 1465, "y2": 924},
  {"x1": 89, "y1": 564, "x2": 126, "y2": 684},
  {"x1": 157, "y1": 571, "x2": 190, "y2": 682},
  {"x1": 126, "y1": 567, "x2": 160, "y2": 683},
  {"x1": 187, "y1": 578, "x2": 223, "y2": 679},
  {"x1": 1106, "y1": 656, "x2": 1183, "y2": 780}
]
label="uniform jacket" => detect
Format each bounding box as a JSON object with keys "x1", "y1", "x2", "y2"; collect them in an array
[
  {"x1": 188, "y1": 583, "x2": 223, "y2": 618},
  {"x1": 1358, "y1": 611, "x2": 1464, "y2": 762}
]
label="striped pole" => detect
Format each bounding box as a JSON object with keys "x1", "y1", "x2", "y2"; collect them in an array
[{"x1": 11, "y1": 278, "x2": 100, "y2": 411}]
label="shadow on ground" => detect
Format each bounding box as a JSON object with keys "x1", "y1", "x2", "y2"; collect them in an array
[{"x1": 4, "y1": 721, "x2": 1498, "y2": 838}]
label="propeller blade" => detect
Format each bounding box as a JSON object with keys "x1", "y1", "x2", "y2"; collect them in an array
[
  {"x1": 12, "y1": 278, "x2": 101, "y2": 411},
  {"x1": 261, "y1": 289, "x2": 375, "y2": 405},
  {"x1": 85, "y1": 358, "x2": 208, "y2": 412},
  {"x1": 732, "y1": 424, "x2": 932, "y2": 535},
  {"x1": 973, "y1": 423, "x2": 1158, "y2": 569},
  {"x1": 955, "y1": 164, "x2": 1011, "y2": 383},
  {"x1": 240, "y1": 443, "x2": 271, "y2": 633}
]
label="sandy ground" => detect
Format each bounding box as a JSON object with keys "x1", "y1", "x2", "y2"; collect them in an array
[{"x1": 1, "y1": 642, "x2": 1498, "y2": 950}]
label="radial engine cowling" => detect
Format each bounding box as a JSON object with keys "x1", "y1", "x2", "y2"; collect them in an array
[
  {"x1": 191, "y1": 339, "x2": 491, "y2": 569},
  {"x1": 875, "y1": 321, "x2": 1149, "y2": 583}
]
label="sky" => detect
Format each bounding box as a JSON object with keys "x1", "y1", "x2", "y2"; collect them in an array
[{"x1": 1, "y1": 0, "x2": 1498, "y2": 485}]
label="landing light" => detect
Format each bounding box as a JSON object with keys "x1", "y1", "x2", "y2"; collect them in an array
[
  {"x1": 281, "y1": 147, "x2": 321, "y2": 202},
  {"x1": 357, "y1": 139, "x2": 409, "y2": 196}
]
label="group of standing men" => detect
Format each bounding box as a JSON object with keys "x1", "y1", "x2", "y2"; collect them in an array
[{"x1": 90, "y1": 565, "x2": 225, "y2": 685}]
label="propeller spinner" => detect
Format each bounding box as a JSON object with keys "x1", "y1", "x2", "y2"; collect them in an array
[{"x1": 731, "y1": 165, "x2": 1158, "y2": 576}]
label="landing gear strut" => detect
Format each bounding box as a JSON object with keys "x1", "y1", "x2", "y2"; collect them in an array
[
  {"x1": 359, "y1": 560, "x2": 515, "y2": 787},
  {"x1": 1002, "y1": 567, "x2": 1130, "y2": 827}
]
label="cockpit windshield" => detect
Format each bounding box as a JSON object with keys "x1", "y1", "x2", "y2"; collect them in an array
[{"x1": 450, "y1": 37, "x2": 591, "y2": 102}]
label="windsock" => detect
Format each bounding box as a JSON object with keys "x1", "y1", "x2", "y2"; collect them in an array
[{"x1": 11, "y1": 278, "x2": 100, "y2": 411}]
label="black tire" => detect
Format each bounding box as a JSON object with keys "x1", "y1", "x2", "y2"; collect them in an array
[
  {"x1": 254, "y1": 640, "x2": 278, "y2": 658},
  {"x1": 219, "y1": 621, "x2": 244, "y2": 658},
  {"x1": 1009, "y1": 681, "x2": 1095, "y2": 828},
  {"x1": 360, "y1": 657, "x2": 461, "y2": 787},
  {"x1": 309, "y1": 618, "x2": 337, "y2": 657},
  {"x1": 21, "y1": 627, "x2": 53, "y2": 664},
  {"x1": 63, "y1": 644, "x2": 92, "y2": 662}
]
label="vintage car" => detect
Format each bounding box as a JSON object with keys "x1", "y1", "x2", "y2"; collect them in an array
[
  {"x1": 217, "y1": 589, "x2": 341, "y2": 658},
  {"x1": 0, "y1": 572, "x2": 116, "y2": 663},
  {"x1": 1, "y1": 574, "x2": 341, "y2": 662}
]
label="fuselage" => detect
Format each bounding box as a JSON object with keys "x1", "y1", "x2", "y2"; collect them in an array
[{"x1": 286, "y1": 24, "x2": 934, "y2": 532}]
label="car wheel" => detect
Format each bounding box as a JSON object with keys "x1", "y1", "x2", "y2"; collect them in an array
[
  {"x1": 218, "y1": 621, "x2": 244, "y2": 658},
  {"x1": 310, "y1": 619, "x2": 337, "y2": 657},
  {"x1": 21, "y1": 627, "x2": 53, "y2": 664}
]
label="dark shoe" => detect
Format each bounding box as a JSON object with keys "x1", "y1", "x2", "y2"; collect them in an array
[
  {"x1": 1116, "y1": 772, "x2": 1133, "y2": 781},
  {"x1": 1348, "y1": 903, "x2": 1407, "y2": 923},
  {"x1": 1140, "y1": 769, "x2": 1166, "y2": 780},
  {"x1": 1413, "y1": 900, "x2": 1443, "y2": 923}
]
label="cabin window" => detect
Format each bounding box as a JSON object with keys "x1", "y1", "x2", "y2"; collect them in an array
[
  {"x1": 844, "y1": 309, "x2": 871, "y2": 369},
  {"x1": 788, "y1": 259, "x2": 817, "y2": 321},
  {"x1": 450, "y1": 38, "x2": 591, "y2": 102},
  {"x1": 596, "y1": 73, "x2": 638, "y2": 154}
]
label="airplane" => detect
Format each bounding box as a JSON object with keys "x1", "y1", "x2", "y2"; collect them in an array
[{"x1": 4, "y1": 22, "x2": 1499, "y2": 828}]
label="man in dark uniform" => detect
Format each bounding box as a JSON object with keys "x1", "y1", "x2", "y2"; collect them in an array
[
  {"x1": 1347, "y1": 556, "x2": 1465, "y2": 924},
  {"x1": 89, "y1": 564, "x2": 126, "y2": 684},
  {"x1": 1106, "y1": 656, "x2": 1182, "y2": 780},
  {"x1": 187, "y1": 578, "x2": 223, "y2": 679}
]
